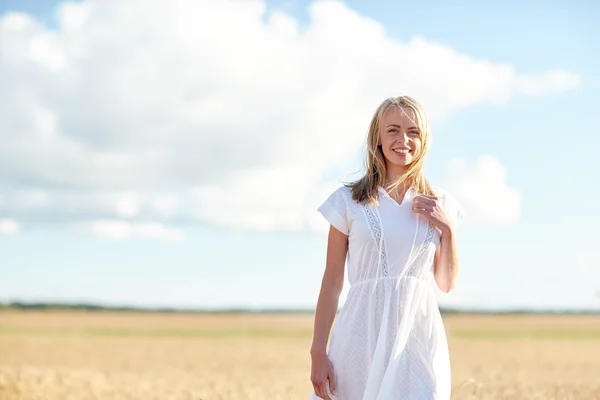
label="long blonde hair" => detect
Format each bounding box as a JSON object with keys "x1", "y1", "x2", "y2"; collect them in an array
[{"x1": 345, "y1": 96, "x2": 436, "y2": 205}]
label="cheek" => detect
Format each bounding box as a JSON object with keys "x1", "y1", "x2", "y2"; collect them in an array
[
  {"x1": 412, "y1": 139, "x2": 422, "y2": 152},
  {"x1": 379, "y1": 136, "x2": 392, "y2": 152}
]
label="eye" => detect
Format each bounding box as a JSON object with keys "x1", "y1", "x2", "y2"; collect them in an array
[{"x1": 409, "y1": 130, "x2": 420, "y2": 136}]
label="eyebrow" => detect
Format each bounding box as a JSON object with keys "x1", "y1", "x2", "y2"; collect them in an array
[{"x1": 386, "y1": 124, "x2": 418, "y2": 130}]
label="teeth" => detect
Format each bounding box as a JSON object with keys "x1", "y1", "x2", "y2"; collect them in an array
[{"x1": 393, "y1": 149, "x2": 410, "y2": 154}]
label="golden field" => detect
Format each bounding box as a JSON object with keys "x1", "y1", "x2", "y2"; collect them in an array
[{"x1": 1, "y1": 310, "x2": 600, "y2": 400}]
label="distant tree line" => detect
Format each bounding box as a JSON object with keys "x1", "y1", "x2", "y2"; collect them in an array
[{"x1": 0, "y1": 301, "x2": 598, "y2": 314}]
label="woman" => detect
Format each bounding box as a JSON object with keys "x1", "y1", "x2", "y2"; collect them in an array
[{"x1": 310, "y1": 96, "x2": 464, "y2": 400}]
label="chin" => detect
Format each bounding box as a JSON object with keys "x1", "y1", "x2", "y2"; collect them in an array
[
  {"x1": 391, "y1": 157, "x2": 413, "y2": 167},
  {"x1": 383, "y1": 151, "x2": 414, "y2": 168}
]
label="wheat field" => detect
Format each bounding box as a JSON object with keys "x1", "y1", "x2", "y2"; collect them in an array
[{"x1": 1, "y1": 310, "x2": 599, "y2": 400}]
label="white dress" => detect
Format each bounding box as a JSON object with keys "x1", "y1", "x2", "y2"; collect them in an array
[{"x1": 310, "y1": 184, "x2": 464, "y2": 400}]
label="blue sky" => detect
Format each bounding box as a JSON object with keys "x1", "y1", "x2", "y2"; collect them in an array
[{"x1": 1, "y1": 0, "x2": 599, "y2": 311}]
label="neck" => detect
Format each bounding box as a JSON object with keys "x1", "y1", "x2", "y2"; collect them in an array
[{"x1": 384, "y1": 165, "x2": 408, "y2": 187}]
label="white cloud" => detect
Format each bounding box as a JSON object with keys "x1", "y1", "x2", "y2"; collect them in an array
[
  {"x1": 74, "y1": 220, "x2": 185, "y2": 242},
  {"x1": 192, "y1": 165, "x2": 333, "y2": 231},
  {"x1": 0, "y1": 219, "x2": 20, "y2": 234},
  {"x1": 0, "y1": 0, "x2": 576, "y2": 234},
  {"x1": 114, "y1": 192, "x2": 142, "y2": 218},
  {"x1": 578, "y1": 253, "x2": 592, "y2": 267},
  {"x1": 444, "y1": 156, "x2": 522, "y2": 226},
  {"x1": 153, "y1": 195, "x2": 180, "y2": 217},
  {"x1": 577, "y1": 253, "x2": 597, "y2": 269}
]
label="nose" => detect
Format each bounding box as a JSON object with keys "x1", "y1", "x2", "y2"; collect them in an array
[{"x1": 397, "y1": 131, "x2": 410, "y2": 143}]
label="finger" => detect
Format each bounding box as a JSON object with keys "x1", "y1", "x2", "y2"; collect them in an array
[
  {"x1": 328, "y1": 372, "x2": 337, "y2": 396},
  {"x1": 413, "y1": 201, "x2": 432, "y2": 210},
  {"x1": 313, "y1": 383, "x2": 322, "y2": 399},
  {"x1": 415, "y1": 196, "x2": 440, "y2": 208},
  {"x1": 316, "y1": 382, "x2": 330, "y2": 400},
  {"x1": 413, "y1": 207, "x2": 432, "y2": 216},
  {"x1": 414, "y1": 194, "x2": 434, "y2": 201},
  {"x1": 319, "y1": 383, "x2": 332, "y2": 400},
  {"x1": 413, "y1": 203, "x2": 432, "y2": 212},
  {"x1": 413, "y1": 197, "x2": 435, "y2": 207}
]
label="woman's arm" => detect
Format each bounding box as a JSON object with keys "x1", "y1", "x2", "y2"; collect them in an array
[
  {"x1": 310, "y1": 225, "x2": 347, "y2": 399},
  {"x1": 433, "y1": 227, "x2": 460, "y2": 293},
  {"x1": 310, "y1": 225, "x2": 348, "y2": 356},
  {"x1": 412, "y1": 194, "x2": 461, "y2": 293}
]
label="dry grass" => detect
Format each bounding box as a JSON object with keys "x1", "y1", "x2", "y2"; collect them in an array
[{"x1": 1, "y1": 311, "x2": 600, "y2": 399}]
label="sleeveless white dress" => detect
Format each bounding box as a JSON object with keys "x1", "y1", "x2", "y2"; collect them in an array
[{"x1": 310, "y1": 184, "x2": 464, "y2": 400}]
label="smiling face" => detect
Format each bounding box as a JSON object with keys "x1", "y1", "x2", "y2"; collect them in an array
[{"x1": 378, "y1": 106, "x2": 422, "y2": 171}]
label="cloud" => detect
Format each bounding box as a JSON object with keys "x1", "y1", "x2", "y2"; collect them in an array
[
  {"x1": 0, "y1": 219, "x2": 20, "y2": 235},
  {"x1": 444, "y1": 156, "x2": 522, "y2": 226},
  {"x1": 73, "y1": 220, "x2": 185, "y2": 242},
  {"x1": 0, "y1": 0, "x2": 576, "y2": 235},
  {"x1": 577, "y1": 253, "x2": 596, "y2": 268}
]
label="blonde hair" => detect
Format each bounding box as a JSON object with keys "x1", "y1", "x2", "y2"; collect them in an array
[{"x1": 345, "y1": 96, "x2": 436, "y2": 205}]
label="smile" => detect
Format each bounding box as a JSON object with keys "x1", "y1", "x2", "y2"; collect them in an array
[{"x1": 393, "y1": 148, "x2": 411, "y2": 155}]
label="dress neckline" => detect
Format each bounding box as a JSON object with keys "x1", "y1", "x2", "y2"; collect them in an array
[{"x1": 378, "y1": 185, "x2": 415, "y2": 207}]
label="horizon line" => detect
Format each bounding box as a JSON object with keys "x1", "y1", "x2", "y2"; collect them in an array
[{"x1": 2, "y1": 300, "x2": 600, "y2": 315}]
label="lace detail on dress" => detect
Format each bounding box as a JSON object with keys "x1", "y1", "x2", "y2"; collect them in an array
[
  {"x1": 363, "y1": 204, "x2": 389, "y2": 278},
  {"x1": 404, "y1": 222, "x2": 436, "y2": 278}
]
